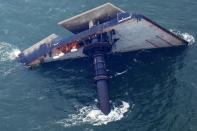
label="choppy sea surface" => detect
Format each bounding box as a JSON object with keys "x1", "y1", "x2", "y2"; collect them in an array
[{"x1": 0, "y1": 0, "x2": 196, "y2": 131}]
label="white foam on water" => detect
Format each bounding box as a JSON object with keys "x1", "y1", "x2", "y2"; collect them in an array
[
  {"x1": 170, "y1": 29, "x2": 195, "y2": 45},
  {"x1": 0, "y1": 42, "x2": 21, "y2": 62},
  {"x1": 57, "y1": 101, "x2": 131, "y2": 127},
  {"x1": 115, "y1": 70, "x2": 128, "y2": 77},
  {"x1": 0, "y1": 42, "x2": 21, "y2": 77}
]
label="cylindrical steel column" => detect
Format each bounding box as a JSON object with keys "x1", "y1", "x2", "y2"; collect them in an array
[
  {"x1": 83, "y1": 41, "x2": 112, "y2": 115},
  {"x1": 93, "y1": 53, "x2": 110, "y2": 115}
]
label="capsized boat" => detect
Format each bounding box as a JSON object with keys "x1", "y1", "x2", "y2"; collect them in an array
[{"x1": 18, "y1": 3, "x2": 188, "y2": 115}]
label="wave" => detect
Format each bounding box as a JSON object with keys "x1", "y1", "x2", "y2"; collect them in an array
[
  {"x1": 57, "y1": 101, "x2": 132, "y2": 127},
  {"x1": 170, "y1": 29, "x2": 195, "y2": 45},
  {"x1": 0, "y1": 42, "x2": 21, "y2": 62}
]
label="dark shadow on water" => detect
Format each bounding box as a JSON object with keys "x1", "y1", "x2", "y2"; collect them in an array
[
  {"x1": 108, "y1": 46, "x2": 187, "y2": 97},
  {"x1": 106, "y1": 46, "x2": 188, "y2": 131}
]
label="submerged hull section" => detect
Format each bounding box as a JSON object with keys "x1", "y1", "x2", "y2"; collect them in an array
[{"x1": 18, "y1": 13, "x2": 188, "y2": 67}]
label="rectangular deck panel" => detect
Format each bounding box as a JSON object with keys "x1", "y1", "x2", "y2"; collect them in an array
[{"x1": 58, "y1": 3, "x2": 124, "y2": 34}]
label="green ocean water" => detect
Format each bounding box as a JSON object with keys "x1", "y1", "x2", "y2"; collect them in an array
[{"x1": 0, "y1": 0, "x2": 196, "y2": 131}]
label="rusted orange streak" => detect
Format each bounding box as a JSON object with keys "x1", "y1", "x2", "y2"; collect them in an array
[
  {"x1": 156, "y1": 35, "x2": 173, "y2": 47},
  {"x1": 145, "y1": 40, "x2": 160, "y2": 48},
  {"x1": 144, "y1": 21, "x2": 183, "y2": 45}
]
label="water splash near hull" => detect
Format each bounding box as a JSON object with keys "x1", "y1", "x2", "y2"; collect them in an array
[
  {"x1": 0, "y1": 42, "x2": 21, "y2": 77},
  {"x1": 170, "y1": 29, "x2": 195, "y2": 45},
  {"x1": 0, "y1": 42, "x2": 21, "y2": 62},
  {"x1": 57, "y1": 101, "x2": 131, "y2": 127}
]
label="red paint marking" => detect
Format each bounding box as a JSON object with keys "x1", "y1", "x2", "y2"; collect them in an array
[
  {"x1": 145, "y1": 40, "x2": 160, "y2": 48},
  {"x1": 145, "y1": 21, "x2": 183, "y2": 45},
  {"x1": 156, "y1": 35, "x2": 174, "y2": 47}
]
